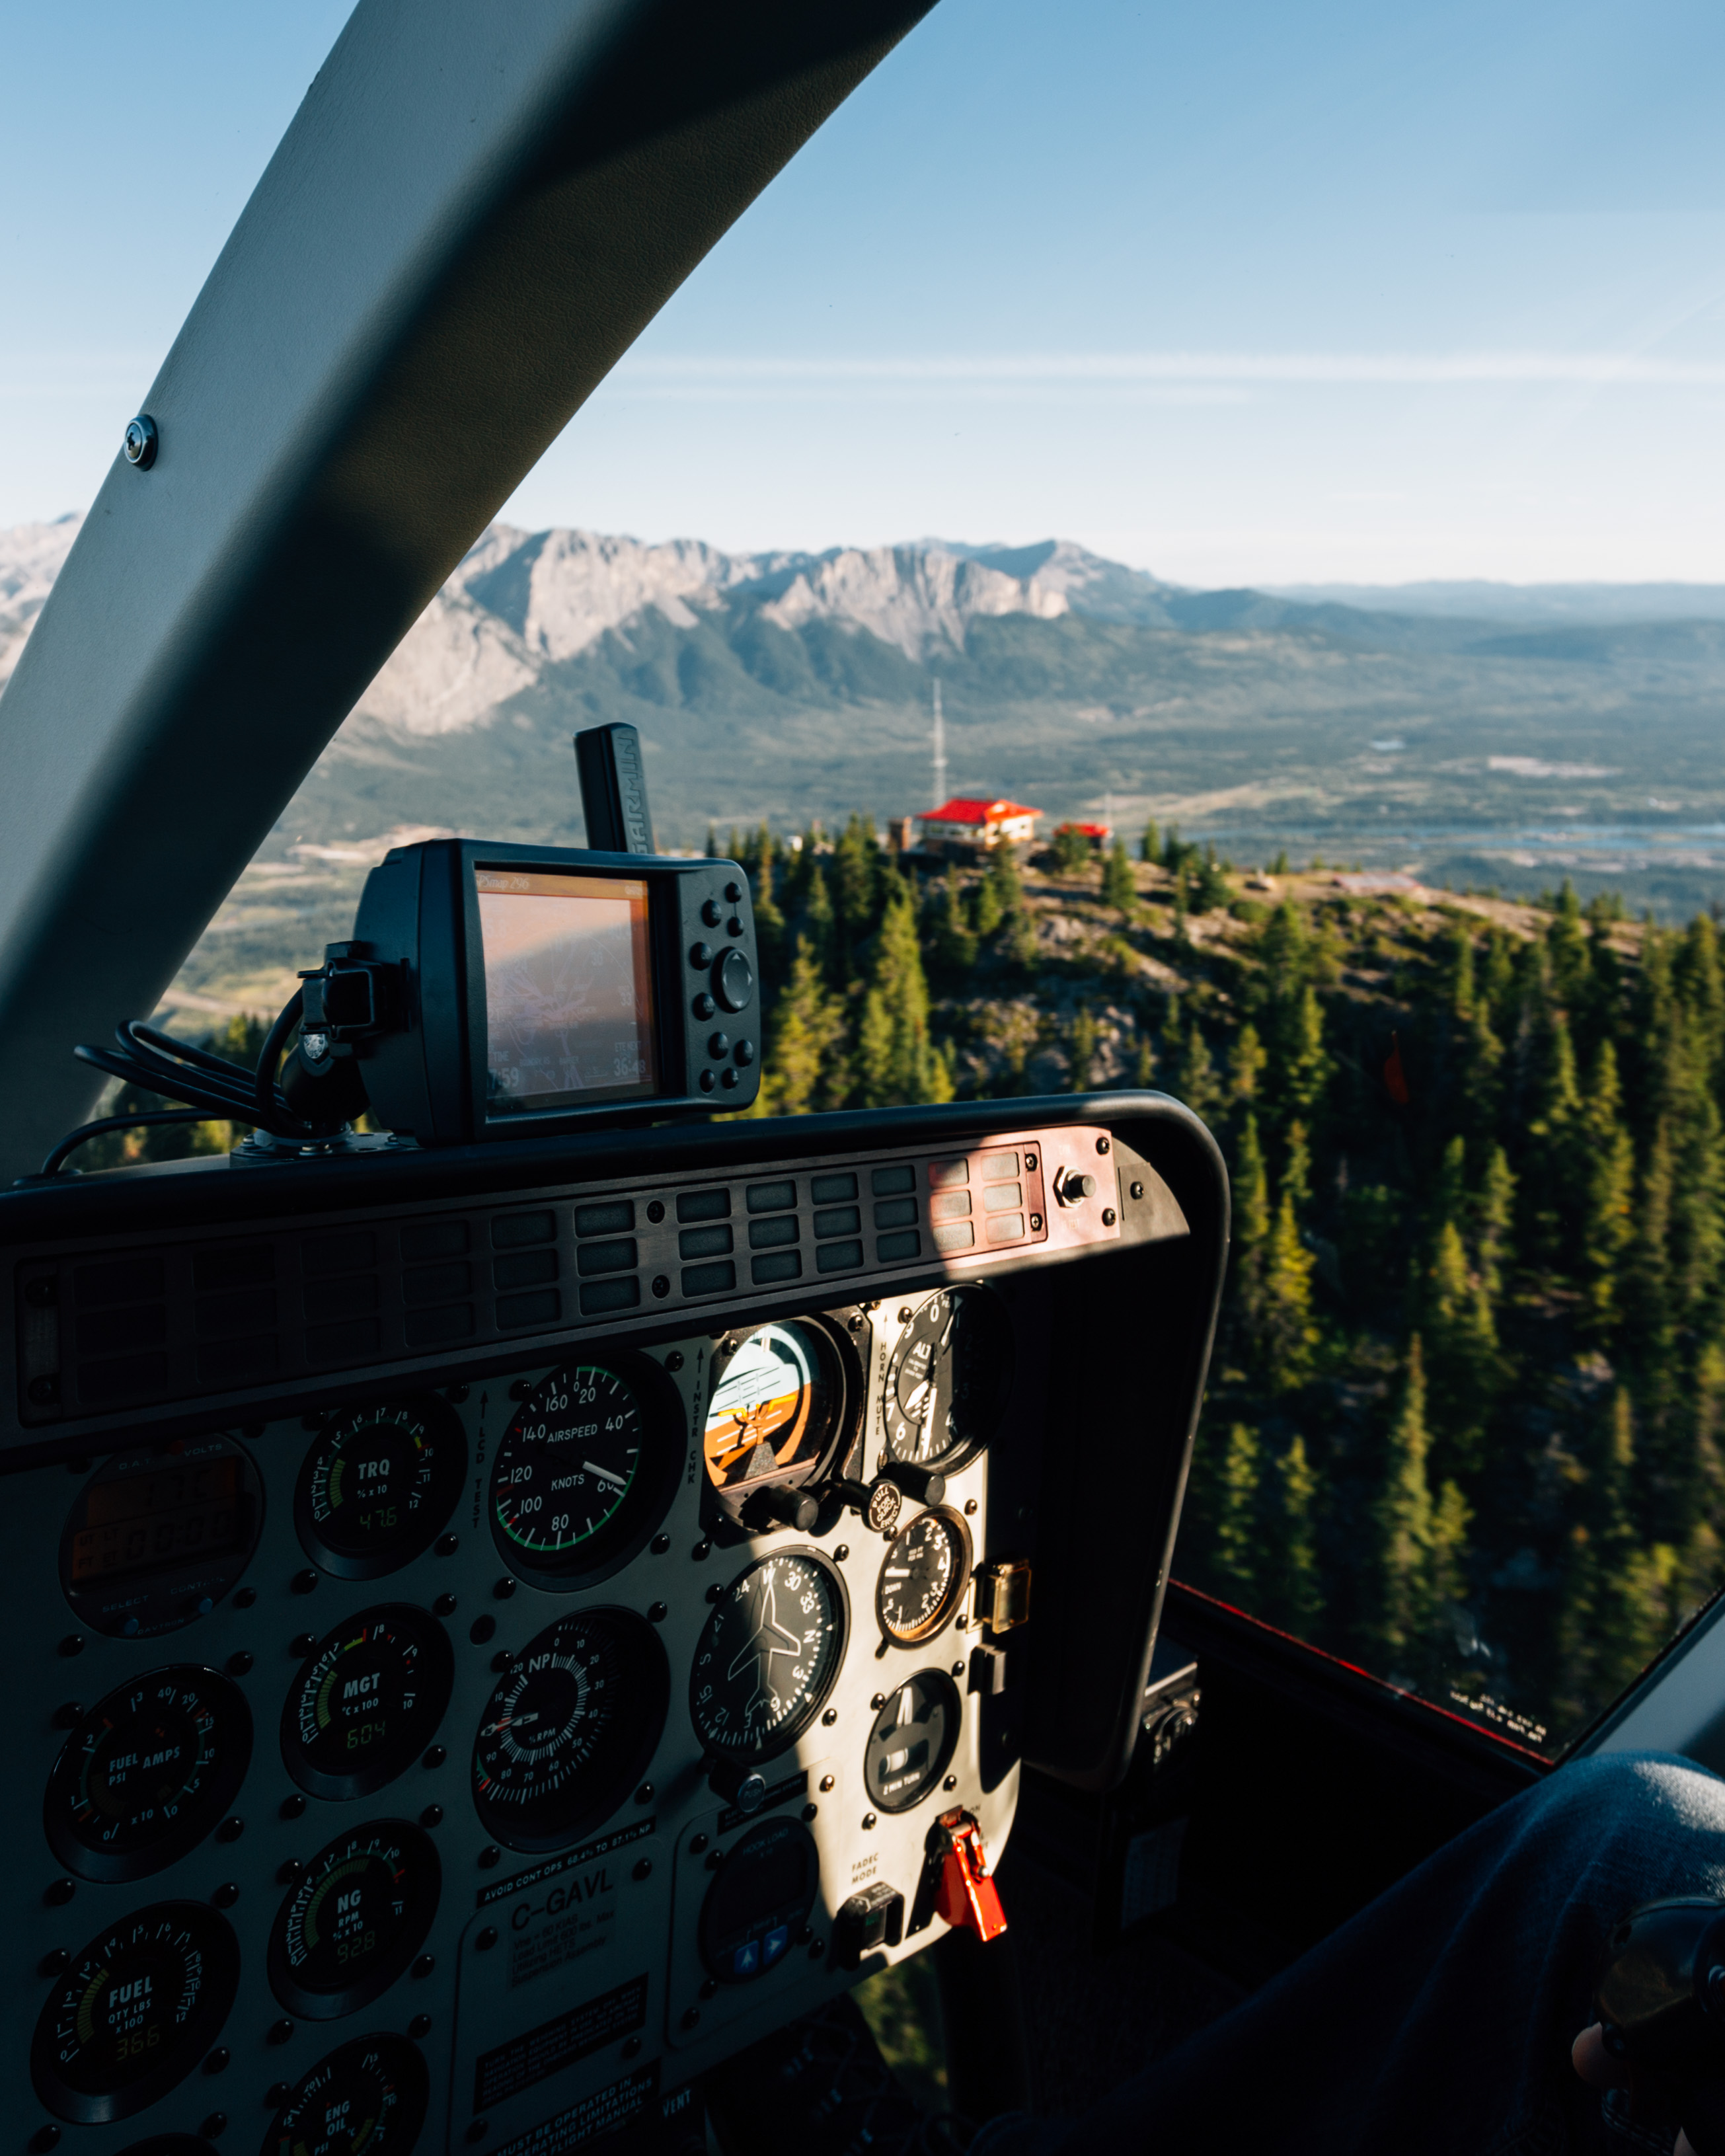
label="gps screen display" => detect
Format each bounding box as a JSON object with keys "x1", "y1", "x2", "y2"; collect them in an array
[{"x1": 475, "y1": 868, "x2": 656, "y2": 1114}]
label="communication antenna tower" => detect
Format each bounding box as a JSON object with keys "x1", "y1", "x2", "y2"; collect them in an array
[{"x1": 932, "y1": 679, "x2": 947, "y2": 807}]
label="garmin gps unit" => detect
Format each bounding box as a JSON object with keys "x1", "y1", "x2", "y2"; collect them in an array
[{"x1": 317, "y1": 835, "x2": 761, "y2": 1145}]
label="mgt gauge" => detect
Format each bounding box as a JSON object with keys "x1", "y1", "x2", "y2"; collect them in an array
[{"x1": 282, "y1": 1605, "x2": 454, "y2": 1800}]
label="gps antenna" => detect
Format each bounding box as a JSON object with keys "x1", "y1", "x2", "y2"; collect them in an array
[{"x1": 574, "y1": 723, "x2": 655, "y2": 855}]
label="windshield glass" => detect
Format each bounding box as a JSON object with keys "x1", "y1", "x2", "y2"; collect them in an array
[{"x1": 9, "y1": 0, "x2": 1725, "y2": 1755}]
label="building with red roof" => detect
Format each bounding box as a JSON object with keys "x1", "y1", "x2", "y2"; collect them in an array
[{"x1": 917, "y1": 796, "x2": 1041, "y2": 848}]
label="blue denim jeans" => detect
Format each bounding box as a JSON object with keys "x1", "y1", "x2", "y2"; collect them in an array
[{"x1": 972, "y1": 1753, "x2": 1725, "y2": 2156}]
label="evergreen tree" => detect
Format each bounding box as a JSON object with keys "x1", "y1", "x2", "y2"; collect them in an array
[
  {"x1": 1265, "y1": 1435, "x2": 1324, "y2": 1634},
  {"x1": 1051, "y1": 824, "x2": 1091, "y2": 875},
  {"x1": 1476, "y1": 1146, "x2": 1516, "y2": 1307},
  {"x1": 1132, "y1": 1033, "x2": 1155, "y2": 1088},
  {"x1": 1375, "y1": 1336, "x2": 1436, "y2": 1662},
  {"x1": 1260, "y1": 1122, "x2": 1318, "y2": 1390},
  {"x1": 1213, "y1": 1423, "x2": 1260, "y2": 1599},
  {"x1": 1447, "y1": 919, "x2": 1476, "y2": 1020},
  {"x1": 759, "y1": 937, "x2": 847, "y2": 1116},
  {"x1": 927, "y1": 865, "x2": 978, "y2": 982},
  {"x1": 800, "y1": 865, "x2": 837, "y2": 984},
  {"x1": 1171, "y1": 870, "x2": 1190, "y2": 944},
  {"x1": 1101, "y1": 838, "x2": 1137, "y2": 917},
  {"x1": 1231, "y1": 1114, "x2": 1271, "y2": 1354},
  {"x1": 1069, "y1": 1008, "x2": 1099, "y2": 1091},
  {"x1": 1579, "y1": 1039, "x2": 1634, "y2": 1340},
  {"x1": 1228, "y1": 1023, "x2": 1266, "y2": 1114},
  {"x1": 1177, "y1": 1020, "x2": 1220, "y2": 1124},
  {"x1": 831, "y1": 814, "x2": 880, "y2": 976},
  {"x1": 1139, "y1": 820, "x2": 1159, "y2": 865},
  {"x1": 705, "y1": 824, "x2": 721, "y2": 859},
  {"x1": 1423, "y1": 1214, "x2": 1500, "y2": 1484},
  {"x1": 751, "y1": 854, "x2": 788, "y2": 999},
  {"x1": 1192, "y1": 843, "x2": 1231, "y2": 913},
  {"x1": 855, "y1": 892, "x2": 950, "y2": 1108}
]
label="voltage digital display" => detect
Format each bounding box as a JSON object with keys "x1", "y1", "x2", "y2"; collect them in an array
[{"x1": 67, "y1": 1457, "x2": 243, "y2": 1583}]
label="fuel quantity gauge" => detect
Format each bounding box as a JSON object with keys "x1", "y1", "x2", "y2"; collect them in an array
[{"x1": 295, "y1": 1397, "x2": 465, "y2": 1580}]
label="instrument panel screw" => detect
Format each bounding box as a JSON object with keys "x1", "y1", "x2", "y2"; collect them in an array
[
  {"x1": 279, "y1": 1795, "x2": 307, "y2": 1821},
  {"x1": 1025, "y1": 1154, "x2": 1037, "y2": 1171},
  {"x1": 122, "y1": 412, "x2": 159, "y2": 466},
  {"x1": 690, "y1": 1833, "x2": 709, "y2": 1855},
  {"x1": 490, "y1": 1652, "x2": 512, "y2": 1674},
  {"x1": 692, "y1": 1541, "x2": 712, "y2": 1562},
  {"x1": 634, "y1": 1783, "x2": 654, "y2": 1805},
  {"x1": 436, "y1": 1534, "x2": 459, "y2": 1557},
  {"x1": 197, "y1": 2116, "x2": 227, "y2": 2142},
  {"x1": 38, "y1": 1948, "x2": 69, "y2": 1978},
  {"x1": 944, "y1": 1775, "x2": 958, "y2": 1791},
  {"x1": 1102, "y1": 1208, "x2": 1117, "y2": 1227},
  {"x1": 478, "y1": 1846, "x2": 501, "y2": 1869},
  {"x1": 664, "y1": 1351, "x2": 683, "y2": 1372},
  {"x1": 862, "y1": 1812, "x2": 877, "y2": 1830},
  {"x1": 964, "y1": 1498, "x2": 978, "y2": 1515},
  {"x1": 820, "y1": 1775, "x2": 835, "y2": 1792},
  {"x1": 898, "y1": 1307, "x2": 912, "y2": 1323},
  {"x1": 477, "y1": 1927, "x2": 499, "y2": 1950},
  {"x1": 650, "y1": 1534, "x2": 671, "y2": 1555},
  {"x1": 290, "y1": 1570, "x2": 319, "y2": 1596},
  {"x1": 422, "y1": 1746, "x2": 447, "y2": 1769},
  {"x1": 436, "y1": 1594, "x2": 460, "y2": 1619},
  {"x1": 469, "y1": 1615, "x2": 494, "y2": 1643},
  {"x1": 28, "y1": 2128, "x2": 59, "y2": 2153},
  {"x1": 509, "y1": 1378, "x2": 534, "y2": 1401},
  {"x1": 58, "y1": 1635, "x2": 83, "y2": 1658},
  {"x1": 266, "y1": 2019, "x2": 295, "y2": 2046},
  {"x1": 822, "y1": 1708, "x2": 838, "y2": 1726},
  {"x1": 51, "y1": 1700, "x2": 83, "y2": 1730},
  {"x1": 42, "y1": 1879, "x2": 75, "y2": 1907},
  {"x1": 681, "y1": 2008, "x2": 701, "y2": 2030},
  {"x1": 226, "y1": 1652, "x2": 254, "y2": 1678},
  {"x1": 871, "y1": 1693, "x2": 886, "y2": 1711},
  {"x1": 445, "y1": 1383, "x2": 469, "y2": 1403},
  {"x1": 408, "y1": 2014, "x2": 432, "y2": 2040},
  {"x1": 202, "y1": 2047, "x2": 231, "y2": 2076},
  {"x1": 808, "y1": 1938, "x2": 826, "y2": 1959},
  {"x1": 276, "y1": 1861, "x2": 304, "y2": 1886},
  {"x1": 952, "y1": 1662, "x2": 966, "y2": 1678},
  {"x1": 622, "y1": 2036, "x2": 643, "y2": 2058},
  {"x1": 705, "y1": 1583, "x2": 722, "y2": 1604},
  {"x1": 412, "y1": 1954, "x2": 436, "y2": 1979},
  {"x1": 1096, "y1": 1136, "x2": 1110, "y2": 1153},
  {"x1": 834, "y1": 1545, "x2": 849, "y2": 1562},
  {"x1": 632, "y1": 1857, "x2": 652, "y2": 1881},
  {"x1": 1030, "y1": 1214, "x2": 1043, "y2": 1232},
  {"x1": 648, "y1": 1601, "x2": 668, "y2": 1623},
  {"x1": 848, "y1": 1315, "x2": 862, "y2": 1332},
  {"x1": 420, "y1": 1805, "x2": 443, "y2": 1829},
  {"x1": 233, "y1": 1587, "x2": 256, "y2": 1609},
  {"x1": 1130, "y1": 1180, "x2": 1145, "y2": 1200},
  {"x1": 652, "y1": 1276, "x2": 671, "y2": 1298},
  {"x1": 492, "y1": 1577, "x2": 516, "y2": 1601},
  {"x1": 801, "y1": 1802, "x2": 818, "y2": 1823},
  {"x1": 264, "y1": 2083, "x2": 291, "y2": 2108},
  {"x1": 647, "y1": 1200, "x2": 666, "y2": 1223},
  {"x1": 289, "y1": 1634, "x2": 317, "y2": 1658},
  {"x1": 700, "y1": 1977, "x2": 719, "y2": 1999},
  {"x1": 466, "y1": 2122, "x2": 489, "y2": 2145},
  {"x1": 211, "y1": 1882, "x2": 241, "y2": 1909}
]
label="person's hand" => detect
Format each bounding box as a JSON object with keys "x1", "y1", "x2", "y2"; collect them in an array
[{"x1": 1573, "y1": 2022, "x2": 1699, "y2": 2156}]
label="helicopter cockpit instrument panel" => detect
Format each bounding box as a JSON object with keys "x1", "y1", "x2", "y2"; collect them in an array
[{"x1": 0, "y1": 1097, "x2": 1225, "y2": 2153}]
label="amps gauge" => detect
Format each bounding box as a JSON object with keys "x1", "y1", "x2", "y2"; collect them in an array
[
  {"x1": 264, "y1": 2034, "x2": 429, "y2": 2156},
  {"x1": 698, "y1": 1815, "x2": 820, "y2": 1983},
  {"x1": 267, "y1": 1820, "x2": 441, "y2": 2019},
  {"x1": 876, "y1": 1508, "x2": 973, "y2": 1648},
  {"x1": 281, "y1": 1605, "x2": 454, "y2": 1800},
  {"x1": 30, "y1": 1902, "x2": 239, "y2": 2124},
  {"x1": 471, "y1": 1607, "x2": 668, "y2": 1851},
  {"x1": 58, "y1": 1436, "x2": 262, "y2": 1639},
  {"x1": 689, "y1": 1550, "x2": 848, "y2": 1762},
  {"x1": 864, "y1": 1672, "x2": 962, "y2": 1814},
  {"x1": 880, "y1": 1284, "x2": 1015, "y2": 1475},
  {"x1": 44, "y1": 1668, "x2": 252, "y2": 1882},
  {"x1": 295, "y1": 1395, "x2": 465, "y2": 1579},
  {"x1": 703, "y1": 1318, "x2": 856, "y2": 1527},
  {"x1": 488, "y1": 1354, "x2": 682, "y2": 1589}
]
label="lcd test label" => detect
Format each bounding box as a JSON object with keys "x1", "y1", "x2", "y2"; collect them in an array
[{"x1": 476, "y1": 870, "x2": 655, "y2": 1111}]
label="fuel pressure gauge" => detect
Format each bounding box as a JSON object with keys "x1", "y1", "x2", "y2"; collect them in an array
[{"x1": 881, "y1": 1284, "x2": 1014, "y2": 1474}]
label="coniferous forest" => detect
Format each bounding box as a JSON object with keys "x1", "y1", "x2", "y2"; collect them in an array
[{"x1": 100, "y1": 817, "x2": 1725, "y2": 1756}]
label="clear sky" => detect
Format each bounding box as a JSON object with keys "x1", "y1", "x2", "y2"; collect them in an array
[{"x1": 7, "y1": 0, "x2": 1725, "y2": 584}]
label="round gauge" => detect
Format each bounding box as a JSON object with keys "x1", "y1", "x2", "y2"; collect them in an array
[
  {"x1": 295, "y1": 1397, "x2": 465, "y2": 1580},
  {"x1": 59, "y1": 1436, "x2": 262, "y2": 1639},
  {"x1": 264, "y1": 2034, "x2": 429, "y2": 2156},
  {"x1": 876, "y1": 1508, "x2": 973, "y2": 1648},
  {"x1": 698, "y1": 1816, "x2": 820, "y2": 1983},
  {"x1": 689, "y1": 1549, "x2": 848, "y2": 1763},
  {"x1": 472, "y1": 1608, "x2": 669, "y2": 1852},
  {"x1": 864, "y1": 1670, "x2": 962, "y2": 1814},
  {"x1": 268, "y1": 1820, "x2": 440, "y2": 2019},
  {"x1": 45, "y1": 1668, "x2": 252, "y2": 1882},
  {"x1": 880, "y1": 1285, "x2": 1015, "y2": 1473},
  {"x1": 281, "y1": 1605, "x2": 454, "y2": 1801},
  {"x1": 30, "y1": 1902, "x2": 239, "y2": 2125},
  {"x1": 703, "y1": 1321, "x2": 848, "y2": 1500},
  {"x1": 489, "y1": 1356, "x2": 680, "y2": 1589}
]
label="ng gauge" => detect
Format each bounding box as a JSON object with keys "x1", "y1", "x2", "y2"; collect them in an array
[
  {"x1": 472, "y1": 1608, "x2": 668, "y2": 1851},
  {"x1": 267, "y1": 1820, "x2": 441, "y2": 2019}
]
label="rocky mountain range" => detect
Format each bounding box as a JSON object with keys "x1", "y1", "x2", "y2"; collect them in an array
[{"x1": 9, "y1": 514, "x2": 1725, "y2": 924}]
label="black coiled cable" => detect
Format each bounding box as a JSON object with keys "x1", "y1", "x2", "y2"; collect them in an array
[{"x1": 38, "y1": 988, "x2": 316, "y2": 1176}]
